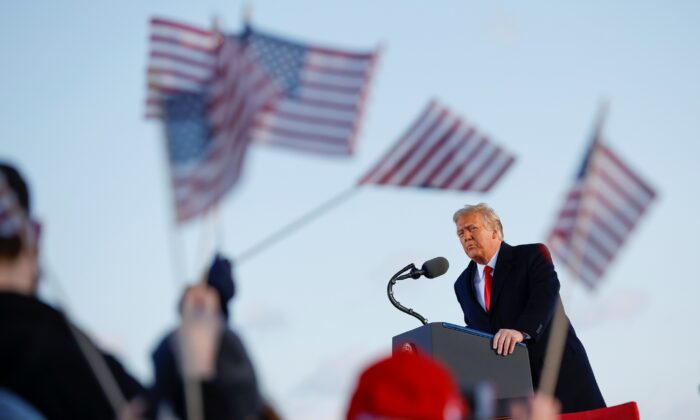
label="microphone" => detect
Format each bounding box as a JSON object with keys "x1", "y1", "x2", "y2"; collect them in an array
[
  {"x1": 399, "y1": 257, "x2": 450, "y2": 280},
  {"x1": 388, "y1": 257, "x2": 450, "y2": 325},
  {"x1": 420, "y1": 256, "x2": 449, "y2": 278}
]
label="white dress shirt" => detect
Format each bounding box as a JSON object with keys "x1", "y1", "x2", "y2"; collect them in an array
[{"x1": 473, "y1": 247, "x2": 500, "y2": 312}]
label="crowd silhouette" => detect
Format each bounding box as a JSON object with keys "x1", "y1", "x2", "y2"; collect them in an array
[{"x1": 0, "y1": 161, "x2": 567, "y2": 419}]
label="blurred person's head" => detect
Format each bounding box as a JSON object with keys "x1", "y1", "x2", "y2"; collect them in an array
[
  {"x1": 346, "y1": 352, "x2": 468, "y2": 420},
  {"x1": 177, "y1": 254, "x2": 235, "y2": 320},
  {"x1": 154, "y1": 281, "x2": 262, "y2": 420},
  {"x1": 0, "y1": 162, "x2": 40, "y2": 295},
  {"x1": 453, "y1": 203, "x2": 503, "y2": 265}
]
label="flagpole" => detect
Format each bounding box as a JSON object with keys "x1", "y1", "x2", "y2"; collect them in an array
[
  {"x1": 538, "y1": 102, "x2": 609, "y2": 398},
  {"x1": 536, "y1": 300, "x2": 568, "y2": 397},
  {"x1": 236, "y1": 185, "x2": 360, "y2": 264},
  {"x1": 242, "y1": 2, "x2": 253, "y2": 26},
  {"x1": 194, "y1": 208, "x2": 216, "y2": 283},
  {"x1": 158, "y1": 126, "x2": 189, "y2": 288},
  {"x1": 158, "y1": 120, "x2": 203, "y2": 420},
  {"x1": 213, "y1": 203, "x2": 225, "y2": 252}
]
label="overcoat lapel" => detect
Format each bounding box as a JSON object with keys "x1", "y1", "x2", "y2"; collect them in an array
[
  {"x1": 455, "y1": 261, "x2": 479, "y2": 310},
  {"x1": 456, "y1": 260, "x2": 491, "y2": 328},
  {"x1": 489, "y1": 242, "x2": 513, "y2": 315},
  {"x1": 464, "y1": 260, "x2": 478, "y2": 304}
]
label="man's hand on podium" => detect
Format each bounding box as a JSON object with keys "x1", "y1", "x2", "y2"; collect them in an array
[{"x1": 492, "y1": 328, "x2": 524, "y2": 356}]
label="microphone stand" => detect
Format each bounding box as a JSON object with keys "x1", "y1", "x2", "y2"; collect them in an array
[{"x1": 387, "y1": 263, "x2": 428, "y2": 325}]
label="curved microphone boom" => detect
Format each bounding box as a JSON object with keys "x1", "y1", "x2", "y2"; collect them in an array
[{"x1": 387, "y1": 257, "x2": 450, "y2": 325}]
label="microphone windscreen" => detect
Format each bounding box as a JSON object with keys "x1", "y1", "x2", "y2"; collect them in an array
[{"x1": 422, "y1": 257, "x2": 449, "y2": 279}]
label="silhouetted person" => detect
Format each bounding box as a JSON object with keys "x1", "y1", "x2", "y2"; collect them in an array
[
  {"x1": 0, "y1": 162, "x2": 143, "y2": 419},
  {"x1": 149, "y1": 255, "x2": 263, "y2": 419}
]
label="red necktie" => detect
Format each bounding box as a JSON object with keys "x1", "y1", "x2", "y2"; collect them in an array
[{"x1": 483, "y1": 266, "x2": 493, "y2": 312}]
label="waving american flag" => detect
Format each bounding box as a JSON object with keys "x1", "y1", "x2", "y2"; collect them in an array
[{"x1": 547, "y1": 109, "x2": 657, "y2": 288}]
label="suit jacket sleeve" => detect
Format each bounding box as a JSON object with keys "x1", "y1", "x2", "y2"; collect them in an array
[{"x1": 513, "y1": 244, "x2": 560, "y2": 342}]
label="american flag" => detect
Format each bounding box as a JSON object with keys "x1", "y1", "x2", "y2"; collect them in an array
[
  {"x1": 243, "y1": 25, "x2": 380, "y2": 156},
  {"x1": 358, "y1": 100, "x2": 515, "y2": 192},
  {"x1": 147, "y1": 18, "x2": 281, "y2": 222},
  {"x1": 547, "y1": 114, "x2": 656, "y2": 288},
  {"x1": 146, "y1": 18, "x2": 219, "y2": 118}
]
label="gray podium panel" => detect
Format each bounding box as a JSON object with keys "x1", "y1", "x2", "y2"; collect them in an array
[{"x1": 392, "y1": 322, "x2": 533, "y2": 417}]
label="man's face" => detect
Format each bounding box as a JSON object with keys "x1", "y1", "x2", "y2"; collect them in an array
[{"x1": 455, "y1": 212, "x2": 501, "y2": 265}]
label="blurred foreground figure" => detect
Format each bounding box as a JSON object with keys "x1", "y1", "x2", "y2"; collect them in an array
[
  {"x1": 510, "y1": 393, "x2": 561, "y2": 420},
  {"x1": 346, "y1": 352, "x2": 469, "y2": 420},
  {"x1": 0, "y1": 162, "x2": 143, "y2": 419},
  {"x1": 149, "y1": 255, "x2": 264, "y2": 419}
]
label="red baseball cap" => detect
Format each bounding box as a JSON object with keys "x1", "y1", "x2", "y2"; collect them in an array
[{"x1": 346, "y1": 352, "x2": 468, "y2": 420}]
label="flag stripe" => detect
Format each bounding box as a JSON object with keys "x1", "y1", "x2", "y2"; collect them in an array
[
  {"x1": 359, "y1": 100, "x2": 515, "y2": 193},
  {"x1": 305, "y1": 64, "x2": 369, "y2": 78},
  {"x1": 150, "y1": 35, "x2": 217, "y2": 53},
  {"x1": 148, "y1": 67, "x2": 211, "y2": 84},
  {"x1": 149, "y1": 51, "x2": 216, "y2": 71},
  {"x1": 253, "y1": 121, "x2": 349, "y2": 145},
  {"x1": 246, "y1": 28, "x2": 379, "y2": 155},
  {"x1": 407, "y1": 124, "x2": 471, "y2": 188},
  {"x1": 149, "y1": 45, "x2": 217, "y2": 67},
  {"x1": 386, "y1": 112, "x2": 458, "y2": 186},
  {"x1": 430, "y1": 128, "x2": 479, "y2": 186},
  {"x1": 302, "y1": 81, "x2": 364, "y2": 95},
  {"x1": 457, "y1": 142, "x2": 503, "y2": 191},
  {"x1": 358, "y1": 102, "x2": 438, "y2": 184},
  {"x1": 401, "y1": 120, "x2": 464, "y2": 187},
  {"x1": 306, "y1": 49, "x2": 374, "y2": 65},
  {"x1": 250, "y1": 131, "x2": 352, "y2": 155},
  {"x1": 474, "y1": 151, "x2": 515, "y2": 192},
  {"x1": 600, "y1": 146, "x2": 656, "y2": 198},
  {"x1": 146, "y1": 18, "x2": 219, "y2": 120},
  {"x1": 375, "y1": 108, "x2": 449, "y2": 185},
  {"x1": 437, "y1": 137, "x2": 488, "y2": 189},
  {"x1": 287, "y1": 96, "x2": 358, "y2": 112},
  {"x1": 270, "y1": 108, "x2": 355, "y2": 129},
  {"x1": 301, "y1": 70, "x2": 368, "y2": 88}
]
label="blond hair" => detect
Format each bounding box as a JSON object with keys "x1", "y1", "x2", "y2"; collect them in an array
[{"x1": 452, "y1": 203, "x2": 503, "y2": 240}]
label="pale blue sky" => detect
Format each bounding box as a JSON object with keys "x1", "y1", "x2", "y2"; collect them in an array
[{"x1": 2, "y1": 1, "x2": 700, "y2": 418}]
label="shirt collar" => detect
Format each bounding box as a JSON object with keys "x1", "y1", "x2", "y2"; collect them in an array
[{"x1": 476, "y1": 246, "x2": 500, "y2": 276}]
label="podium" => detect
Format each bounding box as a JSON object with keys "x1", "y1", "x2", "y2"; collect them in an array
[{"x1": 393, "y1": 322, "x2": 533, "y2": 417}]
